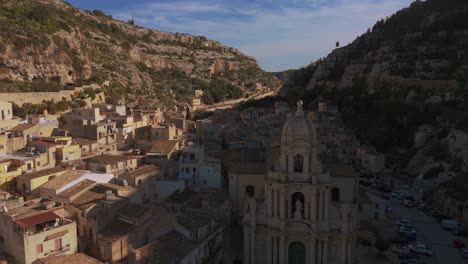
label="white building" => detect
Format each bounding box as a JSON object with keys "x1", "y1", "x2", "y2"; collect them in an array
[
  {"x1": 179, "y1": 144, "x2": 222, "y2": 190},
  {"x1": 242, "y1": 101, "x2": 358, "y2": 264}
]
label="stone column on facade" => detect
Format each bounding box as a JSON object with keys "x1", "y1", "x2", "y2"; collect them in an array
[
  {"x1": 267, "y1": 233, "x2": 272, "y2": 264},
  {"x1": 250, "y1": 230, "x2": 256, "y2": 264},
  {"x1": 324, "y1": 190, "x2": 330, "y2": 221},
  {"x1": 279, "y1": 235, "x2": 285, "y2": 264},
  {"x1": 309, "y1": 237, "x2": 316, "y2": 264},
  {"x1": 317, "y1": 239, "x2": 322, "y2": 264},
  {"x1": 280, "y1": 187, "x2": 285, "y2": 220},
  {"x1": 244, "y1": 229, "x2": 250, "y2": 264},
  {"x1": 311, "y1": 187, "x2": 317, "y2": 221},
  {"x1": 340, "y1": 236, "x2": 347, "y2": 264},
  {"x1": 272, "y1": 235, "x2": 277, "y2": 264},
  {"x1": 323, "y1": 237, "x2": 328, "y2": 264},
  {"x1": 304, "y1": 189, "x2": 309, "y2": 220},
  {"x1": 270, "y1": 187, "x2": 276, "y2": 216},
  {"x1": 347, "y1": 237, "x2": 353, "y2": 264},
  {"x1": 267, "y1": 186, "x2": 272, "y2": 217},
  {"x1": 321, "y1": 190, "x2": 326, "y2": 221}
]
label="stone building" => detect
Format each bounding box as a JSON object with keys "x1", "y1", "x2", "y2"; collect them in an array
[{"x1": 242, "y1": 101, "x2": 358, "y2": 264}]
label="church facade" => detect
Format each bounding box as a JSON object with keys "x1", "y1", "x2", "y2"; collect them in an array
[{"x1": 242, "y1": 101, "x2": 358, "y2": 264}]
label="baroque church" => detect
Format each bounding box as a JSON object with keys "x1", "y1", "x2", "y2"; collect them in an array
[{"x1": 242, "y1": 101, "x2": 358, "y2": 264}]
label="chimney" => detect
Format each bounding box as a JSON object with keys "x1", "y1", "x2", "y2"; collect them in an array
[{"x1": 43, "y1": 109, "x2": 48, "y2": 116}]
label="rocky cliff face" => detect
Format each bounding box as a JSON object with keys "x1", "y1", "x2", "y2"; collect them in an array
[
  {"x1": 279, "y1": 0, "x2": 468, "y2": 156},
  {"x1": 0, "y1": 0, "x2": 281, "y2": 97}
]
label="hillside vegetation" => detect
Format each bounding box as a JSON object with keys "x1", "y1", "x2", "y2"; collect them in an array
[
  {"x1": 281, "y1": 0, "x2": 468, "y2": 153},
  {"x1": 0, "y1": 0, "x2": 281, "y2": 105}
]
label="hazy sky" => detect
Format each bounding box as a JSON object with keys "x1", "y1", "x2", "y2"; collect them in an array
[{"x1": 67, "y1": 0, "x2": 413, "y2": 71}]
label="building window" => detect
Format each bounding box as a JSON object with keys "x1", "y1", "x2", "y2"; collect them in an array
[
  {"x1": 193, "y1": 168, "x2": 196, "y2": 172},
  {"x1": 185, "y1": 168, "x2": 190, "y2": 173},
  {"x1": 37, "y1": 244, "x2": 43, "y2": 254},
  {"x1": 37, "y1": 161, "x2": 40, "y2": 166},
  {"x1": 331, "y1": 188, "x2": 340, "y2": 202},
  {"x1": 202, "y1": 180, "x2": 207, "y2": 184},
  {"x1": 294, "y1": 155, "x2": 303, "y2": 173},
  {"x1": 246, "y1": 185, "x2": 255, "y2": 197}
]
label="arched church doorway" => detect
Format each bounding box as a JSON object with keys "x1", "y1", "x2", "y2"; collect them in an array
[{"x1": 288, "y1": 241, "x2": 305, "y2": 264}]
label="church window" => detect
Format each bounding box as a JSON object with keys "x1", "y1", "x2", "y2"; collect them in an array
[
  {"x1": 246, "y1": 185, "x2": 255, "y2": 197},
  {"x1": 294, "y1": 155, "x2": 303, "y2": 172},
  {"x1": 331, "y1": 188, "x2": 340, "y2": 202},
  {"x1": 291, "y1": 192, "x2": 305, "y2": 219},
  {"x1": 286, "y1": 155, "x2": 289, "y2": 171}
]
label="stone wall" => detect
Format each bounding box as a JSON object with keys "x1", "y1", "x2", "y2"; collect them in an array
[
  {"x1": 0, "y1": 87, "x2": 88, "y2": 106},
  {"x1": 0, "y1": 89, "x2": 78, "y2": 106}
]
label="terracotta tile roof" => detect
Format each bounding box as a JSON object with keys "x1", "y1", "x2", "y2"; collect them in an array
[
  {"x1": 18, "y1": 166, "x2": 69, "y2": 180},
  {"x1": 126, "y1": 165, "x2": 160, "y2": 178},
  {"x1": 119, "y1": 203, "x2": 147, "y2": 219},
  {"x1": 58, "y1": 179, "x2": 96, "y2": 199},
  {"x1": 149, "y1": 140, "x2": 178, "y2": 155},
  {"x1": 99, "y1": 220, "x2": 134, "y2": 244},
  {"x1": 14, "y1": 211, "x2": 60, "y2": 228},
  {"x1": 176, "y1": 211, "x2": 212, "y2": 232},
  {"x1": 40, "y1": 170, "x2": 87, "y2": 191},
  {"x1": 72, "y1": 188, "x2": 106, "y2": 210},
  {"x1": 34, "y1": 253, "x2": 103, "y2": 264},
  {"x1": 9, "y1": 124, "x2": 36, "y2": 132},
  {"x1": 87, "y1": 155, "x2": 134, "y2": 165},
  {"x1": 135, "y1": 231, "x2": 196, "y2": 264}
]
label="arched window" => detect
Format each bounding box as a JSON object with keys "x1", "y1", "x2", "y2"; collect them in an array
[
  {"x1": 331, "y1": 188, "x2": 340, "y2": 202},
  {"x1": 294, "y1": 155, "x2": 303, "y2": 173},
  {"x1": 246, "y1": 185, "x2": 255, "y2": 198},
  {"x1": 291, "y1": 192, "x2": 305, "y2": 219},
  {"x1": 288, "y1": 241, "x2": 305, "y2": 264}
]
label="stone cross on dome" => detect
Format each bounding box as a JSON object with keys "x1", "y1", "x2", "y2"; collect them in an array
[{"x1": 296, "y1": 100, "x2": 304, "y2": 115}]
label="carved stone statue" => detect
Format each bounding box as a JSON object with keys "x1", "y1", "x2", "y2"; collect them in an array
[{"x1": 294, "y1": 199, "x2": 303, "y2": 219}]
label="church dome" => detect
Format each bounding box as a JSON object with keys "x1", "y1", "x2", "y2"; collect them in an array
[{"x1": 281, "y1": 101, "x2": 316, "y2": 145}]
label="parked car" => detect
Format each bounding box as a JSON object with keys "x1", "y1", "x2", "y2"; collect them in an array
[
  {"x1": 132, "y1": 149, "x2": 141, "y2": 155},
  {"x1": 436, "y1": 214, "x2": 452, "y2": 223},
  {"x1": 399, "y1": 227, "x2": 417, "y2": 236},
  {"x1": 453, "y1": 240, "x2": 466, "y2": 249},
  {"x1": 398, "y1": 252, "x2": 420, "y2": 259},
  {"x1": 403, "y1": 223, "x2": 416, "y2": 229},
  {"x1": 395, "y1": 220, "x2": 412, "y2": 227},
  {"x1": 401, "y1": 200, "x2": 414, "y2": 207},
  {"x1": 393, "y1": 246, "x2": 410, "y2": 254},
  {"x1": 408, "y1": 244, "x2": 432, "y2": 256},
  {"x1": 453, "y1": 229, "x2": 468, "y2": 236},
  {"x1": 459, "y1": 248, "x2": 468, "y2": 259},
  {"x1": 401, "y1": 260, "x2": 425, "y2": 264},
  {"x1": 442, "y1": 219, "x2": 463, "y2": 230},
  {"x1": 390, "y1": 236, "x2": 410, "y2": 244}
]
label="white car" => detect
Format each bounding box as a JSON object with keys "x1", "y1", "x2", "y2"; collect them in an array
[
  {"x1": 401, "y1": 200, "x2": 413, "y2": 207},
  {"x1": 399, "y1": 227, "x2": 417, "y2": 235},
  {"x1": 459, "y1": 248, "x2": 468, "y2": 259},
  {"x1": 392, "y1": 246, "x2": 410, "y2": 254},
  {"x1": 395, "y1": 220, "x2": 412, "y2": 227},
  {"x1": 408, "y1": 244, "x2": 432, "y2": 256}
]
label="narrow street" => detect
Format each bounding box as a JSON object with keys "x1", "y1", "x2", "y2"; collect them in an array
[{"x1": 375, "y1": 197, "x2": 467, "y2": 264}]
